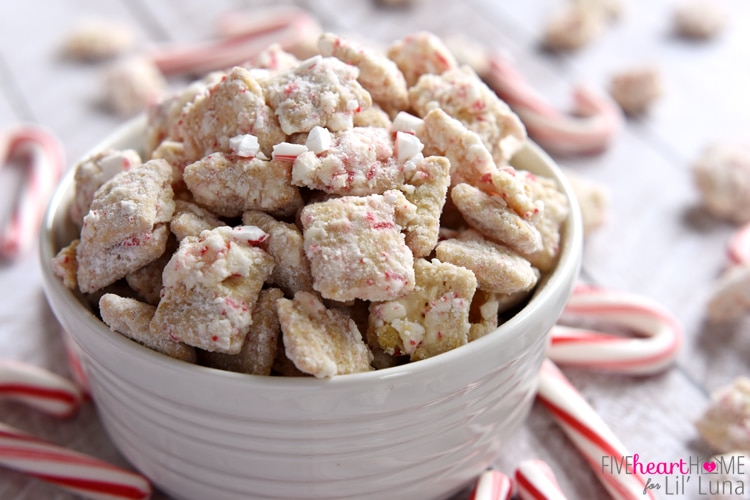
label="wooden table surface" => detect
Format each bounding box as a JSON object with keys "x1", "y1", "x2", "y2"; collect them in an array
[{"x1": 1, "y1": 1, "x2": 749, "y2": 498}]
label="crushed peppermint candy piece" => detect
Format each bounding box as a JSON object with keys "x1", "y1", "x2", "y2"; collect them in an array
[
  {"x1": 392, "y1": 111, "x2": 424, "y2": 135},
  {"x1": 230, "y1": 225, "x2": 269, "y2": 245},
  {"x1": 272, "y1": 142, "x2": 309, "y2": 161},
  {"x1": 305, "y1": 126, "x2": 332, "y2": 154},
  {"x1": 299, "y1": 55, "x2": 322, "y2": 71},
  {"x1": 229, "y1": 134, "x2": 260, "y2": 158},
  {"x1": 396, "y1": 131, "x2": 424, "y2": 163}
]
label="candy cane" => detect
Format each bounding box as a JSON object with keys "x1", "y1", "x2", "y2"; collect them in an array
[
  {"x1": 149, "y1": 8, "x2": 320, "y2": 76},
  {"x1": 0, "y1": 126, "x2": 64, "y2": 260},
  {"x1": 537, "y1": 360, "x2": 652, "y2": 500},
  {"x1": 0, "y1": 361, "x2": 83, "y2": 418},
  {"x1": 486, "y1": 54, "x2": 622, "y2": 156},
  {"x1": 0, "y1": 422, "x2": 151, "y2": 500},
  {"x1": 548, "y1": 284, "x2": 682, "y2": 375},
  {"x1": 214, "y1": 5, "x2": 315, "y2": 40},
  {"x1": 728, "y1": 222, "x2": 750, "y2": 266},
  {"x1": 468, "y1": 469, "x2": 513, "y2": 500},
  {"x1": 515, "y1": 459, "x2": 568, "y2": 500}
]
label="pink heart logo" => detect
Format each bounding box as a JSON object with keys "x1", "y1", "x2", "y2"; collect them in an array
[{"x1": 703, "y1": 461, "x2": 717, "y2": 473}]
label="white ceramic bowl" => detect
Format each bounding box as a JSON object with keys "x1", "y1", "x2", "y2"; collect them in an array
[{"x1": 40, "y1": 117, "x2": 582, "y2": 500}]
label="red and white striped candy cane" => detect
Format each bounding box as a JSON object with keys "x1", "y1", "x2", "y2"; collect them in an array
[
  {"x1": 0, "y1": 126, "x2": 64, "y2": 260},
  {"x1": 515, "y1": 459, "x2": 568, "y2": 500},
  {"x1": 149, "y1": 8, "x2": 320, "y2": 76},
  {"x1": 0, "y1": 421, "x2": 151, "y2": 499},
  {"x1": 537, "y1": 360, "x2": 652, "y2": 500},
  {"x1": 548, "y1": 284, "x2": 682, "y2": 375},
  {"x1": 486, "y1": 54, "x2": 622, "y2": 156},
  {"x1": 0, "y1": 360, "x2": 83, "y2": 418},
  {"x1": 728, "y1": 222, "x2": 750, "y2": 266},
  {"x1": 468, "y1": 469, "x2": 513, "y2": 500}
]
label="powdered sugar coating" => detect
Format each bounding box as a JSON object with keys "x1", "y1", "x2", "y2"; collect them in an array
[
  {"x1": 53, "y1": 31, "x2": 574, "y2": 375},
  {"x1": 318, "y1": 32, "x2": 409, "y2": 114},
  {"x1": 177, "y1": 66, "x2": 285, "y2": 162},
  {"x1": 265, "y1": 56, "x2": 372, "y2": 135},
  {"x1": 369, "y1": 258, "x2": 476, "y2": 361},
  {"x1": 102, "y1": 57, "x2": 167, "y2": 117},
  {"x1": 674, "y1": 0, "x2": 726, "y2": 40},
  {"x1": 170, "y1": 200, "x2": 226, "y2": 241},
  {"x1": 292, "y1": 127, "x2": 405, "y2": 195},
  {"x1": 183, "y1": 153, "x2": 303, "y2": 218},
  {"x1": 706, "y1": 265, "x2": 750, "y2": 323},
  {"x1": 242, "y1": 210, "x2": 314, "y2": 296},
  {"x1": 409, "y1": 66, "x2": 526, "y2": 166},
  {"x1": 353, "y1": 106, "x2": 392, "y2": 128},
  {"x1": 490, "y1": 167, "x2": 544, "y2": 222},
  {"x1": 76, "y1": 159, "x2": 175, "y2": 293},
  {"x1": 564, "y1": 169, "x2": 608, "y2": 235},
  {"x1": 387, "y1": 31, "x2": 458, "y2": 87},
  {"x1": 451, "y1": 182, "x2": 543, "y2": 255},
  {"x1": 70, "y1": 149, "x2": 142, "y2": 227},
  {"x1": 609, "y1": 66, "x2": 663, "y2": 116},
  {"x1": 200, "y1": 288, "x2": 284, "y2": 375},
  {"x1": 144, "y1": 71, "x2": 223, "y2": 156},
  {"x1": 401, "y1": 155, "x2": 451, "y2": 257},
  {"x1": 150, "y1": 140, "x2": 189, "y2": 185},
  {"x1": 435, "y1": 231, "x2": 539, "y2": 295},
  {"x1": 300, "y1": 190, "x2": 417, "y2": 302},
  {"x1": 693, "y1": 142, "x2": 750, "y2": 224},
  {"x1": 520, "y1": 172, "x2": 570, "y2": 272},
  {"x1": 61, "y1": 18, "x2": 135, "y2": 61},
  {"x1": 51, "y1": 239, "x2": 79, "y2": 290},
  {"x1": 468, "y1": 289, "x2": 501, "y2": 341},
  {"x1": 542, "y1": 3, "x2": 604, "y2": 50},
  {"x1": 696, "y1": 377, "x2": 750, "y2": 453},
  {"x1": 246, "y1": 43, "x2": 300, "y2": 72},
  {"x1": 151, "y1": 226, "x2": 274, "y2": 353},
  {"x1": 277, "y1": 291, "x2": 373, "y2": 378},
  {"x1": 125, "y1": 236, "x2": 177, "y2": 306},
  {"x1": 419, "y1": 108, "x2": 495, "y2": 187},
  {"x1": 99, "y1": 293, "x2": 196, "y2": 362}
]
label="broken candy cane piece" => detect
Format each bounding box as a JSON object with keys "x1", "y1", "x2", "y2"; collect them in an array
[
  {"x1": 548, "y1": 284, "x2": 682, "y2": 375},
  {"x1": 272, "y1": 142, "x2": 309, "y2": 161},
  {"x1": 305, "y1": 126, "x2": 332, "y2": 154},
  {"x1": 228, "y1": 225, "x2": 269, "y2": 246},
  {"x1": 229, "y1": 134, "x2": 260, "y2": 158},
  {"x1": 0, "y1": 126, "x2": 64, "y2": 260},
  {"x1": 0, "y1": 421, "x2": 151, "y2": 500},
  {"x1": 515, "y1": 459, "x2": 568, "y2": 500},
  {"x1": 395, "y1": 131, "x2": 424, "y2": 163},
  {"x1": 728, "y1": 222, "x2": 750, "y2": 266},
  {"x1": 537, "y1": 360, "x2": 654, "y2": 500},
  {"x1": 0, "y1": 360, "x2": 83, "y2": 417},
  {"x1": 391, "y1": 111, "x2": 424, "y2": 135},
  {"x1": 486, "y1": 54, "x2": 622, "y2": 156},
  {"x1": 468, "y1": 469, "x2": 513, "y2": 500}
]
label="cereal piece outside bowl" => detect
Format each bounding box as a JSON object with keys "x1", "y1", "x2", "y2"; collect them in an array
[{"x1": 39, "y1": 114, "x2": 583, "y2": 500}]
